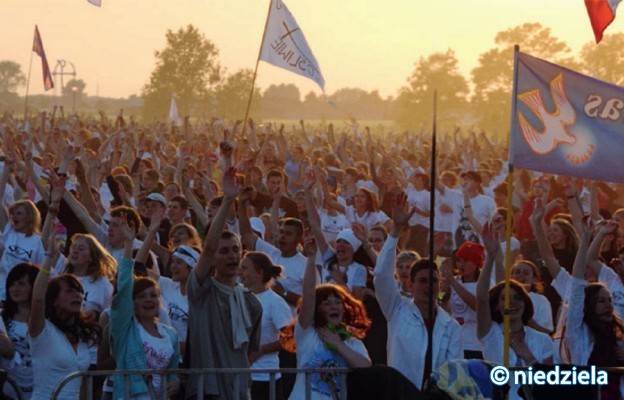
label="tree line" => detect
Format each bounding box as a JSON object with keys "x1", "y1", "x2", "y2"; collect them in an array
[{"x1": 2, "y1": 23, "x2": 624, "y2": 135}]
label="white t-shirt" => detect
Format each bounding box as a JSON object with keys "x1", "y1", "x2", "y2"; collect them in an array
[
  {"x1": 449, "y1": 280, "x2": 480, "y2": 352},
  {"x1": 344, "y1": 206, "x2": 389, "y2": 231},
  {"x1": 3, "y1": 319, "x2": 33, "y2": 399},
  {"x1": 290, "y1": 322, "x2": 369, "y2": 400},
  {"x1": 435, "y1": 186, "x2": 463, "y2": 235},
  {"x1": 136, "y1": 321, "x2": 176, "y2": 398},
  {"x1": 406, "y1": 185, "x2": 430, "y2": 228},
  {"x1": 319, "y1": 209, "x2": 351, "y2": 245},
  {"x1": 499, "y1": 237, "x2": 520, "y2": 268},
  {"x1": 158, "y1": 276, "x2": 188, "y2": 342},
  {"x1": 320, "y1": 249, "x2": 367, "y2": 292},
  {"x1": 29, "y1": 320, "x2": 91, "y2": 400},
  {"x1": 77, "y1": 276, "x2": 114, "y2": 314},
  {"x1": 454, "y1": 194, "x2": 496, "y2": 248},
  {"x1": 255, "y1": 239, "x2": 307, "y2": 296},
  {"x1": 0, "y1": 225, "x2": 46, "y2": 301},
  {"x1": 529, "y1": 292, "x2": 553, "y2": 332},
  {"x1": 251, "y1": 290, "x2": 292, "y2": 381},
  {"x1": 480, "y1": 323, "x2": 553, "y2": 400}
]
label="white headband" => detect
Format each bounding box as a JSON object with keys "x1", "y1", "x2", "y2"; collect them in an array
[{"x1": 172, "y1": 245, "x2": 200, "y2": 268}]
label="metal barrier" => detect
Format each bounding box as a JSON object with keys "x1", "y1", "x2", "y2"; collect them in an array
[
  {"x1": 51, "y1": 367, "x2": 349, "y2": 400},
  {"x1": 0, "y1": 370, "x2": 26, "y2": 400}
]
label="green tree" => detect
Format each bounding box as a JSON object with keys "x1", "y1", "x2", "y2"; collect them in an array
[
  {"x1": 62, "y1": 78, "x2": 87, "y2": 97},
  {"x1": 259, "y1": 84, "x2": 302, "y2": 118},
  {"x1": 142, "y1": 25, "x2": 222, "y2": 119},
  {"x1": 579, "y1": 33, "x2": 624, "y2": 86},
  {"x1": 471, "y1": 22, "x2": 577, "y2": 135},
  {"x1": 395, "y1": 49, "x2": 469, "y2": 130},
  {"x1": 212, "y1": 69, "x2": 260, "y2": 120},
  {"x1": 0, "y1": 61, "x2": 26, "y2": 94}
]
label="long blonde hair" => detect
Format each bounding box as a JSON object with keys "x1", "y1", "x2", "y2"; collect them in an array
[
  {"x1": 8, "y1": 200, "x2": 41, "y2": 236},
  {"x1": 65, "y1": 233, "x2": 117, "y2": 282}
]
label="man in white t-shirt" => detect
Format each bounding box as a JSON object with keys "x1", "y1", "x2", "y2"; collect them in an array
[
  {"x1": 406, "y1": 172, "x2": 431, "y2": 256},
  {"x1": 454, "y1": 170, "x2": 496, "y2": 249},
  {"x1": 239, "y1": 204, "x2": 307, "y2": 310}
]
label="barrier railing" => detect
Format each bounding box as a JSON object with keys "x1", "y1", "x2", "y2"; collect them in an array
[
  {"x1": 0, "y1": 370, "x2": 26, "y2": 400},
  {"x1": 51, "y1": 367, "x2": 349, "y2": 400}
]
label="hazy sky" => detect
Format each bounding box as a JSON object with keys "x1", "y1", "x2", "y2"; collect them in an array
[{"x1": 2, "y1": 0, "x2": 620, "y2": 99}]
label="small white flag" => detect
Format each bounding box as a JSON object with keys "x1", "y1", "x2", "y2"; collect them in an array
[
  {"x1": 87, "y1": 0, "x2": 102, "y2": 6},
  {"x1": 169, "y1": 95, "x2": 181, "y2": 126},
  {"x1": 260, "y1": 0, "x2": 326, "y2": 93}
]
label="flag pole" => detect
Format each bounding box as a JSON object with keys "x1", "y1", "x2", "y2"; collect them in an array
[
  {"x1": 504, "y1": 44, "x2": 520, "y2": 367},
  {"x1": 426, "y1": 90, "x2": 437, "y2": 382},
  {"x1": 24, "y1": 45, "x2": 35, "y2": 117},
  {"x1": 242, "y1": 0, "x2": 273, "y2": 137}
]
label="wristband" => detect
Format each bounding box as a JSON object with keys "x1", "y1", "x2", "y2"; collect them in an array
[
  {"x1": 40, "y1": 268, "x2": 51, "y2": 275},
  {"x1": 566, "y1": 195, "x2": 576, "y2": 199}
]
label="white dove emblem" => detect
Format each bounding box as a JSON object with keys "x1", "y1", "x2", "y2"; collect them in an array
[{"x1": 517, "y1": 73, "x2": 594, "y2": 164}]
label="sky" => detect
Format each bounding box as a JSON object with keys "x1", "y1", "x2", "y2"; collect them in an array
[{"x1": 2, "y1": 0, "x2": 621, "y2": 100}]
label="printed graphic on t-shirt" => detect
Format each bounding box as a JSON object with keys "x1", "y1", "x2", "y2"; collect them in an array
[
  {"x1": 168, "y1": 303, "x2": 188, "y2": 324},
  {"x1": 454, "y1": 209, "x2": 480, "y2": 248},
  {"x1": 302, "y1": 347, "x2": 347, "y2": 398}
]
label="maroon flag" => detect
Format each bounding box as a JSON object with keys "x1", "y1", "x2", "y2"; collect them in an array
[{"x1": 32, "y1": 25, "x2": 54, "y2": 91}]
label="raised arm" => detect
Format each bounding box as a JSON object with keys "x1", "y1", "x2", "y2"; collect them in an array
[
  {"x1": 237, "y1": 187, "x2": 259, "y2": 251},
  {"x1": 40, "y1": 171, "x2": 65, "y2": 251},
  {"x1": 303, "y1": 172, "x2": 329, "y2": 255},
  {"x1": 298, "y1": 236, "x2": 318, "y2": 329},
  {"x1": 476, "y1": 228, "x2": 499, "y2": 340},
  {"x1": 529, "y1": 198, "x2": 561, "y2": 280},
  {"x1": 373, "y1": 192, "x2": 412, "y2": 319},
  {"x1": 28, "y1": 228, "x2": 59, "y2": 338},
  {"x1": 195, "y1": 167, "x2": 238, "y2": 283},
  {"x1": 572, "y1": 217, "x2": 592, "y2": 280},
  {"x1": 0, "y1": 159, "x2": 13, "y2": 231}
]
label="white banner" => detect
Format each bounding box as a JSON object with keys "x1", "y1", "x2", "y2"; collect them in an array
[
  {"x1": 259, "y1": 0, "x2": 325, "y2": 92},
  {"x1": 169, "y1": 95, "x2": 181, "y2": 126}
]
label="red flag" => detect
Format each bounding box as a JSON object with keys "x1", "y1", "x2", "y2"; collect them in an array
[
  {"x1": 32, "y1": 25, "x2": 54, "y2": 91},
  {"x1": 585, "y1": 0, "x2": 622, "y2": 43}
]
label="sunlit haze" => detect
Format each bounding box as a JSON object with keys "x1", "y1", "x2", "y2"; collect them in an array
[{"x1": 3, "y1": 0, "x2": 619, "y2": 99}]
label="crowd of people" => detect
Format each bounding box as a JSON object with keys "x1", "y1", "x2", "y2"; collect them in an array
[{"x1": 0, "y1": 107, "x2": 622, "y2": 399}]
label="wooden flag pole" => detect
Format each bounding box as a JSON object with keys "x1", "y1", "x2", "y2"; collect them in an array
[
  {"x1": 24, "y1": 44, "x2": 35, "y2": 117},
  {"x1": 426, "y1": 90, "x2": 437, "y2": 384},
  {"x1": 242, "y1": 0, "x2": 273, "y2": 137},
  {"x1": 504, "y1": 44, "x2": 520, "y2": 367}
]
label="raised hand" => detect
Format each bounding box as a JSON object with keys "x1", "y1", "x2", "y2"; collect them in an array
[
  {"x1": 222, "y1": 167, "x2": 240, "y2": 199},
  {"x1": 351, "y1": 222, "x2": 368, "y2": 243},
  {"x1": 529, "y1": 197, "x2": 545, "y2": 225},
  {"x1": 303, "y1": 170, "x2": 316, "y2": 191},
  {"x1": 219, "y1": 141, "x2": 234, "y2": 159},
  {"x1": 149, "y1": 207, "x2": 164, "y2": 232},
  {"x1": 118, "y1": 212, "x2": 136, "y2": 244},
  {"x1": 391, "y1": 191, "x2": 414, "y2": 230},
  {"x1": 482, "y1": 222, "x2": 500, "y2": 256},
  {"x1": 46, "y1": 170, "x2": 67, "y2": 203},
  {"x1": 303, "y1": 235, "x2": 317, "y2": 258}
]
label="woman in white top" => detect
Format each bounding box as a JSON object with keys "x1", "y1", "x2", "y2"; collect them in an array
[
  {"x1": 564, "y1": 220, "x2": 624, "y2": 399},
  {"x1": 476, "y1": 227, "x2": 553, "y2": 400},
  {"x1": 283, "y1": 237, "x2": 371, "y2": 400},
  {"x1": 62, "y1": 234, "x2": 115, "y2": 321},
  {"x1": 28, "y1": 172, "x2": 101, "y2": 400},
  {"x1": 1, "y1": 263, "x2": 40, "y2": 399},
  {"x1": 0, "y1": 177, "x2": 46, "y2": 300},
  {"x1": 327, "y1": 187, "x2": 391, "y2": 232},
  {"x1": 305, "y1": 175, "x2": 375, "y2": 300},
  {"x1": 511, "y1": 260, "x2": 553, "y2": 333},
  {"x1": 239, "y1": 251, "x2": 292, "y2": 400}
]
